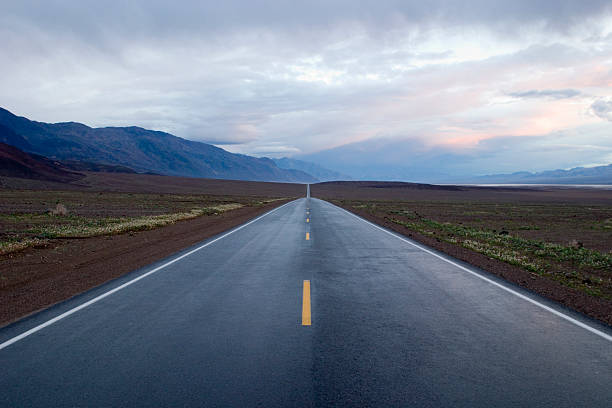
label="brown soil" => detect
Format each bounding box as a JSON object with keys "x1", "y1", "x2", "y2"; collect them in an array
[
  {"x1": 0, "y1": 199, "x2": 290, "y2": 327},
  {"x1": 332, "y1": 204, "x2": 612, "y2": 326},
  {"x1": 1, "y1": 171, "x2": 307, "y2": 197},
  {"x1": 313, "y1": 181, "x2": 612, "y2": 205},
  {"x1": 313, "y1": 182, "x2": 612, "y2": 254}
]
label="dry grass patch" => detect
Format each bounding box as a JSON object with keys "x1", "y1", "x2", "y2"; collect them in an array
[{"x1": 0, "y1": 190, "x2": 264, "y2": 255}]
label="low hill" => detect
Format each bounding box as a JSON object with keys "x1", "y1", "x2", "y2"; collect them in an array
[
  {"x1": 0, "y1": 142, "x2": 82, "y2": 183},
  {"x1": 0, "y1": 107, "x2": 316, "y2": 183},
  {"x1": 60, "y1": 160, "x2": 137, "y2": 174}
]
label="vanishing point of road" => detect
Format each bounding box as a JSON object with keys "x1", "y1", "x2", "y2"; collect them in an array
[{"x1": 1, "y1": 186, "x2": 611, "y2": 407}]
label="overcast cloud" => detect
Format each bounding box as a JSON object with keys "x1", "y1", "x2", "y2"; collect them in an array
[
  {"x1": 508, "y1": 89, "x2": 583, "y2": 99},
  {"x1": 1, "y1": 0, "x2": 611, "y2": 178},
  {"x1": 591, "y1": 99, "x2": 612, "y2": 122}
]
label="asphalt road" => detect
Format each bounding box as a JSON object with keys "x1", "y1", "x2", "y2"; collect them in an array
[{"x1": 1, "y1": 196, "x2": 611, "y2": 407}]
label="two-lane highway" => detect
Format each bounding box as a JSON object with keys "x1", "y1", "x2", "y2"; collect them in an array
[{"x1": 1, "y1": 195, "x2": 611, "y2": 407}]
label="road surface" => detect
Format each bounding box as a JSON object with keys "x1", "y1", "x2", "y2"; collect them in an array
[{"x1": 1, "y1": 196, "x2": 611, "y2": 407}]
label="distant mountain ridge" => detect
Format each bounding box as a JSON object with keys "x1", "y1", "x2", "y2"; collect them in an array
[
  {"x1": 472, "y1": 164, "x2": 612, "y2": 184},
  {"x1": 295, "y1": 136, "x2": 612, "y2": 184},
  {"x1": 0, "y1": 107, "x2": 316, "y2": 183},
  {"x1": 271, "y1": 157, "x2": 351, "y2": 181}
]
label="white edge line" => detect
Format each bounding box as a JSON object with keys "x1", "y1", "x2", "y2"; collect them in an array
[
  {"x1": 0, "y1": 199, "x2": 297, "y2": 351},
  {"x1": 323, "y1": 199, "x2": 612, "y2": 343}
]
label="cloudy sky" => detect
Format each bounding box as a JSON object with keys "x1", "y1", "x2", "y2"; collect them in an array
[{"x1": 1, "y1": 1, "x2": 611, "y2": 179}]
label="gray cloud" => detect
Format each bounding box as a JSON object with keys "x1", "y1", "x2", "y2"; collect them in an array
[
  {"x1": 508, "y1": 89, "x2": 582, "y2": 99},
  {"x1": 3, "y1": 1, "x2": 611, "y2": 40},
  {"x1": 1, "y1": 1, "x2": 611, "y2": 178},
  {"x1": 591, "y1": 99, "x2": 612, "y2": 121}
]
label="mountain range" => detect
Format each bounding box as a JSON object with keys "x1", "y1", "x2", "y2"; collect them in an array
[
  {"x1": 271, "y1": 157, "x2": 351, "y2": 182},
  {"x1": 0, "y1": 107, "x2": 318, "y2": 183},
  {"x1": 295, "y1": 137, "x2": 612, "y2": 185},
  {"x1": 2, "y1": 107, "x2": 610, "y2": 185},
  {"x1": 468, "y1": 165, "x2": 612, "y2": 185}
]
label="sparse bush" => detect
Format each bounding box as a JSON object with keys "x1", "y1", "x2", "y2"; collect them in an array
[
  {"x1": 0, "y1": 238, "x2": 49, "y2": 255},
  {"x1": 50, "y1": 203, "x2": 68, "y2": 216},
  {"x1": 381, "y1": 211, "x2": 612, "y2": 298},
  {"x1": 569, "y1": 239, "x2": 583, "y2": 249},
  {"x1": 1, "y1": 200, "x2": 244, "y2": 256}
]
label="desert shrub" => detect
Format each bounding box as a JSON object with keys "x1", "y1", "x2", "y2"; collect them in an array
[
  {"x1": 568, "y1": 239, "x2": 583, "y2": 248},
  {"x1": 0, "y1": 238, "x2": 49, "y2": 255},
  {"x1": 50, "y1": 203, "x2": 68, "y2": 216}
]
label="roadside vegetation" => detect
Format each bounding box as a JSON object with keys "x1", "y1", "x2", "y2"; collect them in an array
[
  {"x1": 335, "y1": 199, "x2": 612, "y2": 300},
  {"x1": 0, "y1": 190, "x2": 283, "y2": 256}
]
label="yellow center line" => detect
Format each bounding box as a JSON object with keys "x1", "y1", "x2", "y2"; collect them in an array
[
  {"x1": 306, "y1": 232, "x2": 310, "y2": 240},
  {"x1": 302, "y1": 280, "x2": 311, "y2": 326},
  {"x1": 306, "y1": 218, "x2": 309, "y2": 223}
]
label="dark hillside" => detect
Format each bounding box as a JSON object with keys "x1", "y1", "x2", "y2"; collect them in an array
[
  {"x1": 0, "y1": 142, "x2": 82, "y2": 183},
  {"x1": 0, "y1": 107, "x2": 316, "y2": 183}
]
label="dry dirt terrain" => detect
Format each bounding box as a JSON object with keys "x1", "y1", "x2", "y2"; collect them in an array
[
  {"x1": 312, "y1": 181, "x2": 612, "y2": 325},
  {"x1": 0, "y1": 173, "x2": 302, "y2": 326},
  {"x1": 0, "y1": 171, "x2": 308, "y2": 196}
]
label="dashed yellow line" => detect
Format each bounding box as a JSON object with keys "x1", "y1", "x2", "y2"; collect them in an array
[
  {"x1": 306, "y1": 218, "x2": 310, "y2": 223},
  {"x1": 302, "y1": 280, "x2": 311, "y2": 326}
]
